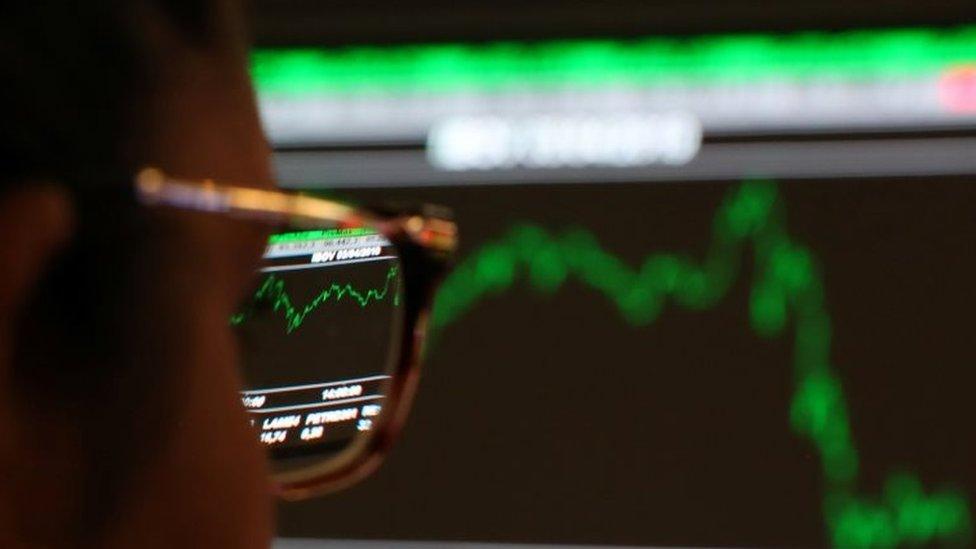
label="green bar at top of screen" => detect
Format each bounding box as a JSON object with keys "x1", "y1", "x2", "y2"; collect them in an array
[
  {"x1": 251, "y1": 26, "x2": 976, "y2": 96},
  {"x1": 268, "y1": 227, "x2": 376, "y2": 244}
]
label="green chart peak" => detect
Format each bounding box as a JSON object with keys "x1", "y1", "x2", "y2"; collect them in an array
[
  {"x1": 428, "y1": 180, "x2": 972, "y2": 548},
  {"x1": 230, "y1": 180, "x2": 972, "y2": 546}
]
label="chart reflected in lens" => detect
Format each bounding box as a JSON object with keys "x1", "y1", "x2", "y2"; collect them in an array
[{"x1": 233, "y1": 227, "x2": 403, "y2": 470}]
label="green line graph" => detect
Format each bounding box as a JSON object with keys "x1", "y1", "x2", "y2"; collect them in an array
[
  {"x1": 428, "y1": 180, "x2": 972, "y2": 548},
  {"x1": 232, "y1": 180, "x2": 971, "y2": 546},
  {"x1": 231, "y1": 265, "x2": 400, "y2": 334}
]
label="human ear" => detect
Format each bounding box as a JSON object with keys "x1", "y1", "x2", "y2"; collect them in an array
[{"x1": 0, "y1": 185, "x2": 74, "y2": 322}]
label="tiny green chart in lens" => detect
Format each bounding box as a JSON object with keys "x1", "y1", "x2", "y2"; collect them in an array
[{"x1": 233, "y1": 227, "x2": 403, "y2": 462}]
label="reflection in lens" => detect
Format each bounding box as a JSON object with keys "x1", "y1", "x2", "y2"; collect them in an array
[{"x1": 232, "y1": 226, "x2": 403, "y2": 471}]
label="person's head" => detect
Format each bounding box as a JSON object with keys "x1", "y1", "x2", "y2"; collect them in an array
[{"x1": 0, "y1": 2, "x2": 275, "y2": 547}]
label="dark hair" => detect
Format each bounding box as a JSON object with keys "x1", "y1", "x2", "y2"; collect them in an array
[
  {"x1": 0, "y1": 2, "x2": 220, "y2": 188},
  {"x1": 1, "y1": 2, "x2": 234, "y2": 544}
]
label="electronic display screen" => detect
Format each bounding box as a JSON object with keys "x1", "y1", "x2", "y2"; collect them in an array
[
  {"x1": 255, "y1": 24, "x2": 976, "y2": 548},
  {"x1": 234, "y1": 228, "x2": 402, "y2": 461}
]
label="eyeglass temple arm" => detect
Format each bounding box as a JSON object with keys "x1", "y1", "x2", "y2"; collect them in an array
[{"x1": 134, "y1": 167, "x2": 458, "y2": 254}]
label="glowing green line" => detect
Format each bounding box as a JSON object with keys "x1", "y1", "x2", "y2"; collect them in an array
[
  {"x1": 428, "y1": 180, "x2": 972, "y2": 547},
  {"x1": 231, "y1": 265, "x2": 399, "y2": 333},
  {"x1": 253, "y1": 26, "x2": 976, "y2": 96}
]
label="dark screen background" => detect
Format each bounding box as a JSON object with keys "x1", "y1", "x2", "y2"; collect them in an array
[
  {"x1": 274, "y1": 176, "x2": 976, "y2": 546},
  {"x1": 252, "y1": 2, "x2": 976, "y2": 545}
]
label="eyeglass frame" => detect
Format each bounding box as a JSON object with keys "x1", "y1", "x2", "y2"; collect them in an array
[{"x1": 134, "y1": 167, "x2": 458, "y2": 500}]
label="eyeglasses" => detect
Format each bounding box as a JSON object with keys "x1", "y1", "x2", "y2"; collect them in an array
[{"x1": 135, "y1": 168, "x2": 457, "y2": 499}]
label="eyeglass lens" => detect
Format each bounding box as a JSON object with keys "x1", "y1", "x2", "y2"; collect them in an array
[{"x1": 232, "y1": 225, "x2": 405, "y2": 472}]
